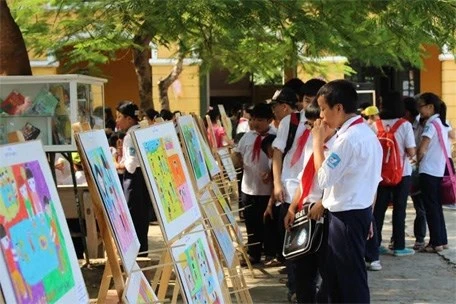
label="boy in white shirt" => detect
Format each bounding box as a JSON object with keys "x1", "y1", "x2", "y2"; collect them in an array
[
  {"x1": 234, "y1": 103, "x2": 276, "y2": 264},
  {"x1": 310, "y1": 80, "x2": 382, "y2": 303}
]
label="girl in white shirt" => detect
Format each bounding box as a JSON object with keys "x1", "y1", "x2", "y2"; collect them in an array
[{"x1": 417, "y1": 93, "x2": 449, "y2": 252}]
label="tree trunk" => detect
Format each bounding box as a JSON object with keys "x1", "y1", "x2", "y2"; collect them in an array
[
  {"x1": 132, "y1": 34, "x2": 153, "y2": 110},
  {"x1": 158, "y1": 51, "x2": 185, "y2": 111},
  {"x1": 0, "y1": 0, "x2": 32, "y2": 75}
]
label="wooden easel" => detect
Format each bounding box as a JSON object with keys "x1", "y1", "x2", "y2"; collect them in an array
[{"x1": 73, "y1": 124, "x2": 125, "y2": 303}]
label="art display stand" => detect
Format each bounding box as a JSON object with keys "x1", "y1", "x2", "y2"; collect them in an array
[{"x1": 73, "y1": 124, "x2": 125, "y2": 303}]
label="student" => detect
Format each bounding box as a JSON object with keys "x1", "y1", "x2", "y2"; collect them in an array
[
  {"x1": 310, "y1": 80, "x2": 382, "y2": 303},
  {"x1": 236, "y1": 104, "x2": 252, "y2": 135},
  {"x1": 234, "y1": 103, "x2": 276, "y2": 264},
  {"x1": 145, "y1": 108, "x2": 159, "y2": 125},
  {"x1": 362, "y1": 105, "x2": 380, "y2": 126},
  {"x1": 283, "y1": 99, "x2": 336, "y2": 304},
  {"x1": 207, "y1": 108, "x2": 232, "y2": 148},
  {"x1": 115, "y1": 101, "x2": 153, "y2": 257},
  {"x1": 416, "y1": 93, "x2": 449, "y2": 252},
  {"x1": 366, "y1": 92, "x2": 416, "y2": 263}
]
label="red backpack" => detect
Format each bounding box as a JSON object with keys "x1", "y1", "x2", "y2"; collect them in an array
[{"x1": 376, "y1": 119, "x2": 406, "y2": 186}]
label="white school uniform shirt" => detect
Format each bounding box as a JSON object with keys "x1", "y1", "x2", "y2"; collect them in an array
[
  {"x1": 419, "y1": 114, "x2": 449, "y2": 177},
  {"x1": 318, "y1": 116, "x2": 383, "y2": 212},
  {"x1": 235, "y1": 128, "x2": 276, "y2": 196},
  {"x1": 121, "y1": 124, "x2": 141, "y2": 174},
  {"x1": 444, "y1": 121, "x2": 452, "y2": 156},
  {"x1": 272, "y1": 111, "x2": 309, "y2": 203},
  {"x1": 236, "y1": 118, "x2": 250, "y2": 134},
  {"x1": 297, "y1": 135, "x2": 337, "y2": 203},
  {"x1": 371, "y1": 118, "x2": 416, "y2": 176}
]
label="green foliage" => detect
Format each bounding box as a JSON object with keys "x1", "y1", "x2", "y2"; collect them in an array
[{"x1": 10, "y1": 0, "x2": 456, "y2": 80}]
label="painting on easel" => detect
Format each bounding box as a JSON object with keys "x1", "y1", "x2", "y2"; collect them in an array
[
  {"x1": 217, "y1": 148, "x2": 237, "y2": 182},
  {"x1": 0, "y1": 141, "x2": 88, "y2": 303},
  {"x1": 171, "y1": 225, "x2": 225, "y2": 304},
  {"x1": 123, "y1": 263, "x2": 158, "y2": 304},
  {"x1": 200, "y1": 191, "x2": 235, "y2": 268},
  {"x1": 197, "y1": 125, "x2": 221, "y2": 178},
  {"x1": 176, "y1": 115, "x2": 211, "y2": 191},
  {"x1": 133, "y1": 122, "x2": 202, "y2": 241},
  {"x1": 77, "y1": 130, "x2": 140, "y2": 273}
]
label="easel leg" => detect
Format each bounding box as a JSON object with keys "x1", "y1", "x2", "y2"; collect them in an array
[
  {"x1": 152, "y1": 251, "x2": 166, "y2": 290},
  {"x1": 97, "y1": 262, "x2": 112, "y2": 304},
  {"x1": 171, "y1": 283, "x2": 180, "y2": 304},
  {"x1": 157, "y1": 252, "x2": 173, "y2": 300}
]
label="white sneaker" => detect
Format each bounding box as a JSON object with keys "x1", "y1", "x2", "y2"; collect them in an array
[{"x1": 367, "y1": 260, "x2": 382, "y2": 271}]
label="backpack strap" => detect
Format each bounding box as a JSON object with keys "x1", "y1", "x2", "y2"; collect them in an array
[
  {"x1": 283, "y1": 112, "x2": 300, "y2": 157},
  {"x1": 375, "y1": 119, "x2": 385, "y2": 133},
  {"x1": 390, "y1": 118, "x2": 407, "y2": 133},
  {"x1": 431, "y1": 120, "x2": 455, "y2": 177}
]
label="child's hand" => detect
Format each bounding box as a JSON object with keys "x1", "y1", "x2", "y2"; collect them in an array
[
  {"x1": 261, "y1": 171, "x2": 271, "y2": 183},
  {"x1": 263, "y1": 205, "x2": 274, "y2": 222}
]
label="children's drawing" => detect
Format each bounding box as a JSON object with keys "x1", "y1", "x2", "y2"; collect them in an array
[
  {"x1": 0, "y1": 141, "x2": 88, "y2": 304},
  {"x1": 200, "y1": 191, "x2": 235, "y2": 268},
  {"x1": 211, "y1": 183, "x2": 243, "y2": 244},
  {"x1": 171, "y1": 225, "x2": 225, "y2": 304},
  {"x1": 197, "y1": 126, "x2": 221, "y2": 178},
  {"x1": 177, "y1": 115, "x2": 211, "y2": 191},
  {"x1": 77, "y1": 130, "x2": 140, "y2": 273},
  {"x1": 133, "y1": 122, "x2": 202, "y2": 241},
  {"x1": 217, "y1": 148, "x2": 237, "y2": 182},
  {"x1": 123, "y1": 263, "x2": 158, "y2": 304}
]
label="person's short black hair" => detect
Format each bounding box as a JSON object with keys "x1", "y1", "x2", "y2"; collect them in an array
[
  {"x1": 270, "y1": 87, "x2": 298, "y2": 108},
  {"x1": 304, "y1": 99, "x2": 320, "y2": 121},
  {"x1": 284, "y1": 78, "x2": 305, "y2": 100},
  {"x1": 403, "y1": 96, "x2": 419, "y2": 118},
  {"x1": 207, "y1": 109, "x2": 220, "y2": 123},
  {"x1": 261, "y1": 134, "x2": 276, "y2": 155},
  {"x1": 316, "y1": 80, "x2": 358, "y2": 114},
  {"x1": 116, "y1": 101, "x2": 139, "y2": 121},
  {"x1": 159, "y1": 109, "x2": 173, "y2": 121},
  {"x1": 145, "y1": 108, "x2": 159, "y2": 120},
  {"x1": 418, "y1": 92, "x2": 447, "y2": 126},
  {"x1": 108, "y1": 131, "x2": 126, "y2": 147},
  {"x1": 301, "y1": 79, "x2": 327, "y2": 98},
  {"x1": 380, "y1": 91, "x2": 405, "y2": 119},
  {"x1": 251, "y1": 103, "x2": 274, "y2": 120}
]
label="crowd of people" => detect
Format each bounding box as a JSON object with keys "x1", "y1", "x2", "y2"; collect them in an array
[{"x1": 231, "y1": 78, "x2": 453, "y2": 303}]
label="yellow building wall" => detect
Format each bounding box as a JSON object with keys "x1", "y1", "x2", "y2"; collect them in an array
[
  {"x1": 152, "y1": 65, "x2": 201, "y2": 114},
  {"x1": 420, "y1": 45, "x2": 442, "y2": 96},
  {"x1": 31, "y1": 67, "x2": 58, "y2": 75},
  {"x1": 297, "y1": 62, "x2": 346, "y2": 82},
  {"x1": 442, "y1": 59, "x2": 456, "y2": 125}
]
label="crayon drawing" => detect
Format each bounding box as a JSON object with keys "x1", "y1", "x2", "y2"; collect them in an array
[
  {"x1": 200, "y1": 191, "x2": 235, "y2": 268},
  {"x1": 197, "y1": 128, "x2": 221, "y2": 178},
  {"x1": 171, "y1": 225, "x2": 225, "y2": 304},
  {"x1": 77, "y1": 130, "x2": 140, "y2": 273},
  {"x1": 217, "y1": 148, "x2": 237, "y2": 182},
  {"x1": 177, "y1": 115, "x2": 210, "y2": 191},
  {"x1": 133, "y1": 122, "x2": 202, "y2": 241},
  {"x1": 0, "y1": 141, "x2": 88, "y2": 304},
  {"x1": 123, "y1": 263, "x2": 158, "y2": 304}
]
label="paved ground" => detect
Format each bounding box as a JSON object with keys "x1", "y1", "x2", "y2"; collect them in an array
[{"x1": 82, "y1": 201, "x2": 456, "y2": 303}]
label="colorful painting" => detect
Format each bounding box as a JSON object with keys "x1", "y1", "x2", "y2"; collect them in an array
[
  {"x1": 217, "y1": 105, "x2": 232, "y2": 141},
  {"x1": 211, "y1": 183, "x2": 243, "y2": 244},
  {"x1": 200, "y1": 191, "x2": 235, "y2": 268},
  {"x1": 0, "y1": 141, "x2": 88, "y2": 303},
  {"x1": 197, "y1": 126, "x2": 221, "y2": 178},
  {"x1": 77, "y1": 130, "x2": 140, "y2": 273},
  {"x1": 177, "y1": 115, "x2": 211, "y2": 191},
  {"x1": 123, "y1": 263, "x2": 158, "y2": 304},
  {"x1": 171, "y1": 225, "x2": 225, "y2": 304},
  {"x1": 133, "y1": 122, "x2": 202, "y2": 241},
  {"x1": 217, "y1": 148, "x2": 237, "y2": 182}
]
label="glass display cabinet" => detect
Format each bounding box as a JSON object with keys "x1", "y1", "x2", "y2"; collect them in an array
[{"x1": 0, "y1": 74, "x2": 107, "y2": 151}]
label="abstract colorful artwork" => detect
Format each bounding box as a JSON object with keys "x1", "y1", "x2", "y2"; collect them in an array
[
  {"x1": 0, "y1": 141, "x2": 88, "y2": 303},
  {"x1": 176, "y1": 115, "x2": 211, "y2": 191},
  {"x1": 197, "y1": 127, "x2": 221, "y2": 178},
  {"x1": 211, "y1": 184, "x2": 243, "y2": 244},
  {"x1": 171, "y1": 225, "x2": 225, "y2": 304},
  {"x1": 200, "y1": 191, "x2": 235, "y2": 268},
  {"x1": 217, "y1": 148, "x2": 237, "y2": 182},
  {"x1": 77, "y1": 130, "x2": 140, "y2": 273},
  {"x1": 123, "y1": 263, "x2": 158, "y2": 304},
  {"x1": 133, "y1": 122, "x2": 202, "y2": 241}
]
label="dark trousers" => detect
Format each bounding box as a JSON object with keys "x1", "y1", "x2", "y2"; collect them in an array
[
  {"x1": 294, "y1": 253, "x2": 320, "y2": 303},
  {"x1": 318, "y1": 207, "x2": 371, "y2": 304},
  {"x1": 374, "y1": 176, "x2": 411, "y2": 250},
  {"x1": 263, "y1": 204, "x2": 282, "y2": 258},
  {"x1": 412, "y1": 192, "x2": 427, "y2": 243},
  {"x1": 365, "y1": 220, "x2": 379, "y2": 263},
  {"x1": 242, "y1": 192, "x2": 270, "y2": 261},
  {"x1": 124, "y1": 168, "x2": 153, "y2": 257},
  {"x1": 420, "y1": 173, "x2": 448, "y2": 246}
]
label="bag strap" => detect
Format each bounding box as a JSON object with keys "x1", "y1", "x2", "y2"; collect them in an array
[
  {"x1": 375, "y1": 120, "x2": 384, "y2": 133},
  {"x1": 390, "y1": 118, "x2": 407, "y2": 133},
  {"x1": 283, "y1": 112, "x2": 300, "y2": 157},
  {"x1": 431, "y1": 120, "x2": 455, "y2": 179}
]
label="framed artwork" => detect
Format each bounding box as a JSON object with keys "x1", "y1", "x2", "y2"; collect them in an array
[
  {"x1": 210, "y1": 183, "x2": 243, "y2": 244},
  {"x1": 132, "y1": 122, "x2": 202, "y2": 242},
  {"x1": 200, "y1": 191, "x2": 235, "y2": 268},
  {"x1": 176, "y1": 115, "x2": 211, "y2": 191},
  {"x1": 217, "y1": 105, "x2": 233, "y2": 140},
  {"x1": 217, "y1": 148, "x2": 237, "y2": 182},
  {"x1": 77, "y1": 130, "x2": 140, "y2": 273},
  {"x1": 171, "y1": 224, "x2": 225, "y2": 304},
  {"x1": 197, "y1": 126, "x2": 221, "y2": 178},
  {"x1": 123, "y1": 263, "x2": 158, "y2": 304},
  {"x1": 0, "y1": 141, "x2": 88, "y2": 303}
]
